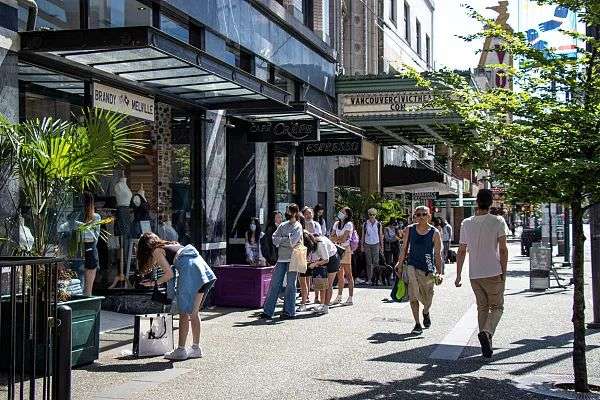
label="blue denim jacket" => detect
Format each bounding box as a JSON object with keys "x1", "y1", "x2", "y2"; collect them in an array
[{"x1": 167, "y1": 245, "x2": 216, "y2": 314}]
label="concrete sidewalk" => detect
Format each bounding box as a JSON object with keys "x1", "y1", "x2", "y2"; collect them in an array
[{"x1": 73, "y1": 233, "x2": 600, "y2": 400}]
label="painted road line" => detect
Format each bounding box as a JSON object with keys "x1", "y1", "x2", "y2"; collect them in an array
[{"x1": 429, "y1": 303, "x2": 479, "y2": 361}]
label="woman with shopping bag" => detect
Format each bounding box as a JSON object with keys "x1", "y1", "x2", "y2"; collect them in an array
[
  {"x1": 137, "y1": 233, "x2": 216, "y2": 360},
  {"x1": 261, "y1": 203, "x2": 304, "y2": 319}
]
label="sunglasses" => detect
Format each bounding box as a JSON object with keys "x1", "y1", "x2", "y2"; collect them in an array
[{"x1": 415, "y1": 213, "x2": 428, "y2": 217}]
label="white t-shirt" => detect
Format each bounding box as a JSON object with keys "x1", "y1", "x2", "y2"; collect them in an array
[
  {"x1": 306, "y1": 220, "x2": 323, "y2": 235},
  {"x1": 312, "y1": 236, "x2": 337, "y2": 261},
  {"x1": 333, "y1": 221, "x2": 354, "y2": 246},
  {"x1": 460, "y1": 213, "x2": 510, "y2": 279},
  {"x1": 363, "y1": 220, "x2": 380, "y2": 245}
]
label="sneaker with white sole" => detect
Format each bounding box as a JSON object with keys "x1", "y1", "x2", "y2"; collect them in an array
[
  {"x1": 344, "y1": 297, "x2": 353, "y2": 306},
  {"x1": 188, "y1": 346, "x2": 203, "y2": 359},
  {"x1": 312, "y1": 304, "x2": 323, "y2": 314},
  {"x1": 331, "y1": 295, "x2": 342, "y2": 305},
  {"x1": 297, "y1": 304, "x2": 308, "y2": 312},
  {"x1": 317, "y1": 305, "x2": 329, "y2": 315},
  {"x1": 165, "y1": 347, "x2": 188, "y2": 361}
]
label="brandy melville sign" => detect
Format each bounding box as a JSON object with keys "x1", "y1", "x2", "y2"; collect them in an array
[
  {"x1": 247, "y1": 119, "x2": 320, "y2": 143},
  {"x1": 340, "y1": 91, "x2": 434, "y2": 117},
  {"x1": 302, "y1": 138, "x2": 362, "y2": 156},
  {"x1": 92, "y1": 83, "x2": 155, "y2": 121}
]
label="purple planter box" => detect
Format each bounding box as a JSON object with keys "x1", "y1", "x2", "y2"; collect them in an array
[{"x1": 213, "y1": 265, "x2": 274, "y2": 309}]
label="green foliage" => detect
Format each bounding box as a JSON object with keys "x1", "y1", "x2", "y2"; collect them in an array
[{"x1": 335, "y1": 186, "x2": 406, "y2": 228}]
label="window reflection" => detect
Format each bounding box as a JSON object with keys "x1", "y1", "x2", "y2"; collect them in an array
[
  {"x1": 19, "y1": 0, "x2": 81, "y2": 31},
  {"x1": 161, "y1": 13, "x2": 189, "y2": 43},
  {"x1": 89, "y1": 0, "x2": 151, "y2": 29}
]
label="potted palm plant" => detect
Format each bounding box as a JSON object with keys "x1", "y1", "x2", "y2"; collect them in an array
[{"x1": 0, "y1": 108, "x2": 146, "y2": 367}]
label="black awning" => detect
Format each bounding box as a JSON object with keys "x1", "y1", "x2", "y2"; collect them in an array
[
  {"x1": 18, "y1": 63, "x2": 85, "y2": 96},
  {"x1": 231, "y1": 101, "x2": 364, "y2": 139},
  {"x1": 20, "y1": 27, "x2": 290, "y2": 110}
]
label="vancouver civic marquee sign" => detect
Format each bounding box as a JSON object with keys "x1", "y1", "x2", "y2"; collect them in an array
[
  {"x1": 246, "y1": 119, "x2": 320, "y2": 143},
  {"x1": 92, "y1": 83, "x2": 154, "y2": 121},
  {"x1": 340, "y1": 91, "x2": 434, "y2": 117},
  {"x1": 301, "y1": 138, "x2": 362, "y2": 156}
]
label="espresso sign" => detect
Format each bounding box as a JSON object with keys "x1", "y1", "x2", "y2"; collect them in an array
[
  {"x1": 92, "y1": 83, "x2": 154, "y2": 121},
  {"x1": 247, "y1": 119, "x2": 320, "y2": 142},
  {"x1": 302, "y1": 138, "x2": 362, "y2": 156},
  {"x1": 340, "y1": 91, "x2": 434, "y2": 117}
]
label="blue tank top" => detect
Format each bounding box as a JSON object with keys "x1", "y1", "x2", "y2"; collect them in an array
[{"x1": 407, "y1": 225, "x2": 435, "y2": 273}]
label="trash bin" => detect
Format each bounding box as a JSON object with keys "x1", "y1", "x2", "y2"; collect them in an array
[{"x1": 530, "y1": 243, "x2": 551, "y2": 291}]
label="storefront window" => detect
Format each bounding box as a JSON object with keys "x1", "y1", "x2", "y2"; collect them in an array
[
  {"x1": 274, "y1": 146, "x2": 297, "y2": 212},
  {"x1": 19, "y1": 0, "x2": 81, "y2": 31},
  {"x1": 169, "y1": 111, "x2": 193, "y2": 246},
  {"x1": 89, "y1": 0, "x2": 152, "y2": 29},
  {"x1": 161, "y1": 13, "x2": 189, "y2": 43}
]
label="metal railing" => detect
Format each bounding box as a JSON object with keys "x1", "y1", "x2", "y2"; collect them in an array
[{"x1": 0, "y1": 257, "x2": 71, "y2": 400}]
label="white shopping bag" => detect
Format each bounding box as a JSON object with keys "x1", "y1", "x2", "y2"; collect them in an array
[{"x1": 133, "y1": 314, "x2": 174, "y2": 357}]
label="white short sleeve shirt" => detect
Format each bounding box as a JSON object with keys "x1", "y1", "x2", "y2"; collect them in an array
[{"x1": 459, "y1": 213, "x2": 510, "y2": 279}]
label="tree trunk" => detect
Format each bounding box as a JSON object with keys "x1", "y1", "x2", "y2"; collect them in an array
[{"x1": 570, "y1": 198, "x2": 589, "y2": 392}]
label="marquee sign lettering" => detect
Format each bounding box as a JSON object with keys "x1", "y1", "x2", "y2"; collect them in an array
[
  {"x1": 302, "y1": 138, "x2": 363, "y2": 156},
  {"x1": 247, "y1": 119, "x2": 320, "y2": 142},
  {"x1": 340, "y1": 91, "x2": 434, "y2": 117}
]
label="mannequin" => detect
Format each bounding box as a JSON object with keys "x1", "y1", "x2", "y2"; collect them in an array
[
  {"x1": 18, "y1": 216, "x2": 34, "y2": 251},
  {"x1": 114, "y1": 175, "x2": 133, "y2": 206},
  {"x1": 158, "y1": 214, "x2": 179, "y2": 241},
  {"x1": 130, "y1": 193, "x2": 151, "y2": 238},
  {"x1": 137, "y1": 183, "x2": 146, "y2": 202}
]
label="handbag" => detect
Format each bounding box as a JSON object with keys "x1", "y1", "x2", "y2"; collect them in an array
[
  {"x1": 390, "y1": 276, "x2": 407, "y2": 302},
  {"x1": 289, "y1": 243, "x2": 308, "y2": 273},
  {"x1": 133, "y1": 314, "x2": 174, "y2": 357},
  {"x1": 151, "y1": 282, "x2": 172, "y2": 305},
  {"x1": 349, "y1": 228, "x2": 360, "y2": 252}
]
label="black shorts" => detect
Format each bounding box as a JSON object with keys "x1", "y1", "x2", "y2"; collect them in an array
[
  {"x1": 198, "y1": 279, "x2": 215, "y2": 294},
  {"x1": 326, "y1": 254, "x2": 341, "y2": 274},
  {"x1": 83, "y1": 242, "x2": 99, "y2": 270},
  {"x1": 300, "y1": 271, "x2": 312, "y2": 277}
]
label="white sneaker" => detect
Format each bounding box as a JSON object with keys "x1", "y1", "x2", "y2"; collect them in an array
[
  {"x1": 188, "y1": 345, "x2": 203, "y2": 359},
  {"x1": 331, "y1": 295, "x2": 342, "y2": 305},
  {"x1": 344, "y1": 297, "x2": 354, "y2": 306},
  {"x1": 298, "y1": 304, "x2": 308, "y2": 312},
  {"x1": 317, "y1": 305, "x2": 329, "y2": 315},
  {"x1": 312, "y1": 304, "x2": 323, "y2": 314},
  {"x1": 165, "y1": 347, "x2": 188, "y2": 360}
]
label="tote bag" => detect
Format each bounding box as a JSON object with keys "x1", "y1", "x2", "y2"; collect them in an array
[
  {"x1": 289, "y1": 243, "x2": 308, "y2": 273},
  {"x1": 133, "y1": 314, "x2": 174, "y2": 357},
  {"x1": 390, "y1": 276, "x2": 407, "y2": 302}
]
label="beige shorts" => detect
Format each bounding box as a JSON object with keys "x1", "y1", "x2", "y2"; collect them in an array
[
  {"x1": 340, "y1": 245, "x2": 352, "y2": 264},
  {"x1": 406, "y1": 265, "x2": 434, "y2": 307}
]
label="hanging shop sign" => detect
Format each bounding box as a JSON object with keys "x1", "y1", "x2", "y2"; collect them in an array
[
  {"x1": 246, "y1": 119, "x2": 320, "y2": 143},
  {"x1": 302, "y1": 138, "x2": 362, "y2": 156},
  {"x1": 434, "y1": 198, "x2": 476, "y2": 208},
  {"x1": 412, "y1": 192, "x2": 438, "y2": 201},
  {"x1": 340, "y1": 91, "x2": 434, "y2": 117},
  {"x1": 92, "y1": 82, "x2": 155, "y2": 121}
]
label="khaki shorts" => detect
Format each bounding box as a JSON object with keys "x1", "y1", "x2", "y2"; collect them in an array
[{"x1": 406, "y1": 265, "x2": 434, "y2": 306}]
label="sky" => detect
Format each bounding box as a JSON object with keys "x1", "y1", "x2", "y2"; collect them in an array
[{"x1": 434, "y1": 0, "x2": 520, "y2": 70}]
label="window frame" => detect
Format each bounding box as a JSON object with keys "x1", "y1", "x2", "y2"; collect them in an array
[
  {"x1": 425, "y1": 34, "x2": 431, "y2": 66},
  {"x1": 416, "y1": 18, "x2": 421, "y2": 56},
  {"x1": 389, "y1": 0, "x2": 397, "y2": 25},
  {"x1": 403, "y1": 1, "x2": 410, "y2": 44}
]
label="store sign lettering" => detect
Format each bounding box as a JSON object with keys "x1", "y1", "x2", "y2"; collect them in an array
[
  {"x1": 340, "y1": 91, "x2": 435, "y2": 117},
  {"x1": 247, "y1": 119, "x2": 319, "y2": 142},
  {"x1": 302, "y1": 138, "x2": 363, "y2": 156},
  {"x1": 92, "y1": 83, "x2": 154, "y2": 121}
]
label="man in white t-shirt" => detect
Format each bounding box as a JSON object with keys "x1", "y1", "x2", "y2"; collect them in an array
[{"x1": 455, "y1": 189, "x2": 509, "y2": 358}]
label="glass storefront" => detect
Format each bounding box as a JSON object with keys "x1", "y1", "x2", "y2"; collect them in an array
[
  {"x1": 18, "y1": 63, "x2": 195, "y2": 291},
  {"x1": 89, "y1": 0, "x2": 152, "y2": 28}
]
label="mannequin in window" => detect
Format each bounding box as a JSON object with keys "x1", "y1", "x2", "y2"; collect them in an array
[
  {"x1": 130, "y1": 193, "x2": 151, "y2": 239},
  {"x1": 137, "y1": 183, "x2": 146, "y2": 202},
  {"x1": 158, "y1": 213, "x2": 179, "y2": 242},
  {"x1": 113, "y1": 174, "x2": 132, "y2": 237}
]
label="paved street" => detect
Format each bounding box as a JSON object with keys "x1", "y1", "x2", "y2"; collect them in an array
[{"x1": 74, "y1": 231, "x2": 600, "y2": 400}]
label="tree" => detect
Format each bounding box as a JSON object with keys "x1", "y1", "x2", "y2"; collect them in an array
[{"x1": 406, "y1": 1, "x2": 600, "y2": 392}]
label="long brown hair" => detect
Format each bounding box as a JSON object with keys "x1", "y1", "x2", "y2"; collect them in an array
[
  {"x1": 83, "y1": 191, "x2": 95, "y2": 223},
  {"x1": 137, "y1": 232, "x2": 176, "y2": 274}
]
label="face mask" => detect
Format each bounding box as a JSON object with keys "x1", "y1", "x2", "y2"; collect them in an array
[
  {"x1": 337, "y1": 211, "x2": 346, "y2": 220},
  {"x1": 249, "y1": 224, "x2": 256, "y2": 231}
]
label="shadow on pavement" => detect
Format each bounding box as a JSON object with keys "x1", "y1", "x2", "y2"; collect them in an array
[
  {"x1": 367, "y1": 332, "x2": 426, "y2": 344},
  {"x1": 80, "y1": 359, "x2": 174, "y2": 373}
]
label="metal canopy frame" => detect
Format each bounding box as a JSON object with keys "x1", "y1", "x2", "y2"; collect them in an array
[
  {"x1": 231, "y1": 101, "x2": 364, "y2": 139},
  {"x1": 19, "y1": 27, "x2": 290, "y2": 110}
]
